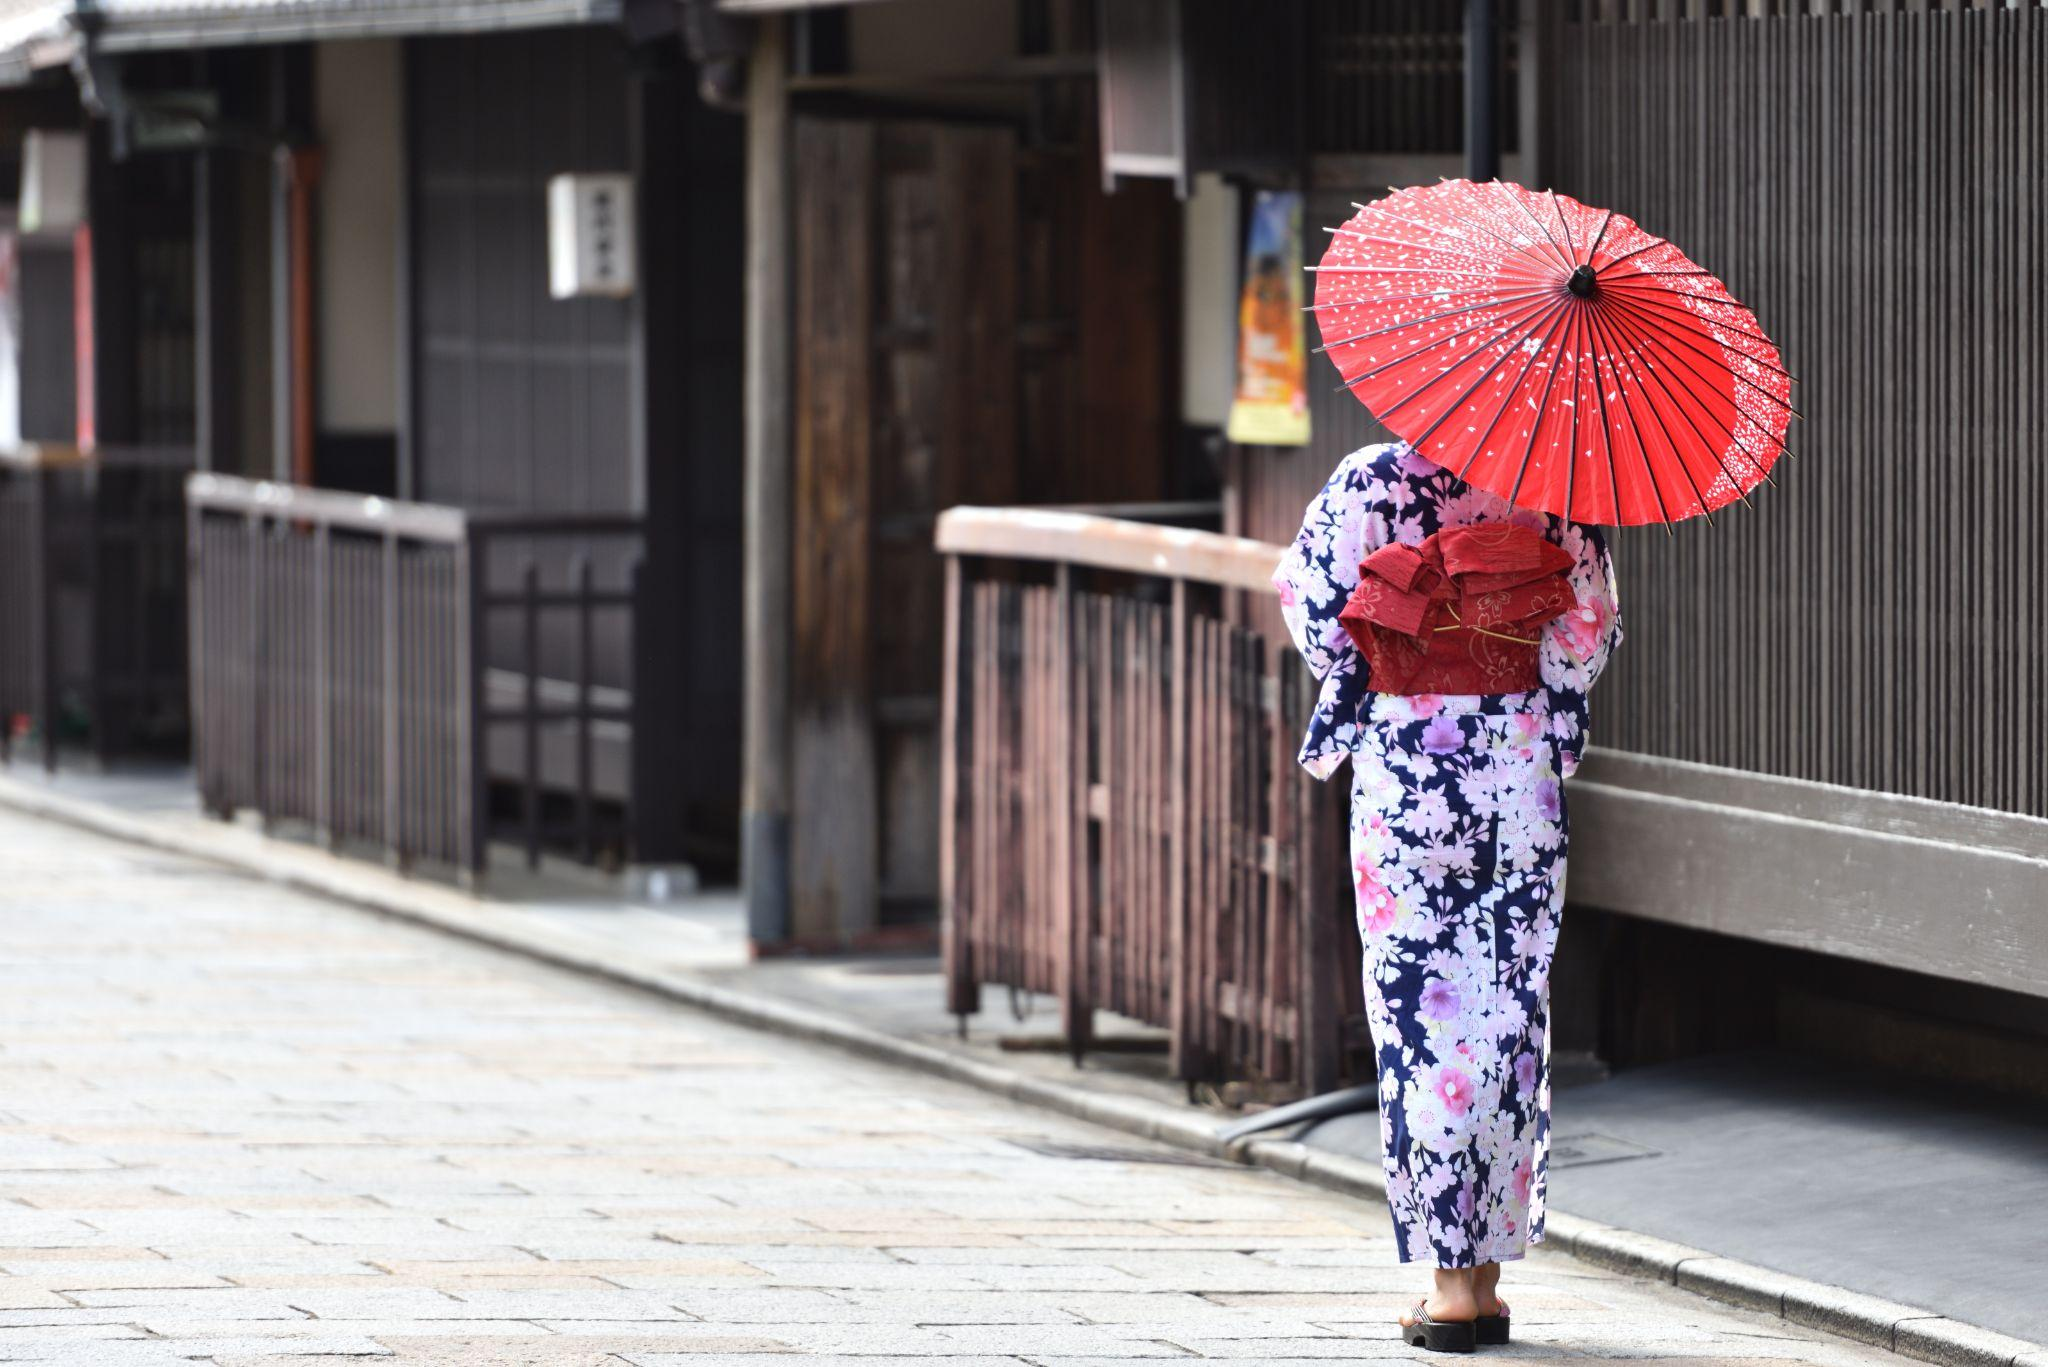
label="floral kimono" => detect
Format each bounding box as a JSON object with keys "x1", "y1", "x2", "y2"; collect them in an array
[{"x1": 1273, "y1": 441, "x2": 1620, "y2": 1268}]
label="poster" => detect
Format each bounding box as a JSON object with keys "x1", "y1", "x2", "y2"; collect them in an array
[{"x1": 1225, "y1": 189, "x2": 1310, "y2": 447}]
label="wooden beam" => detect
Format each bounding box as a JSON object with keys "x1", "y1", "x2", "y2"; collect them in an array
[
  {"x1": 1570, "y1": 750, "x2": 2048, "y2": 1001},
  {"x1": 787, "y1": 115, "x2": 877, "y2": 945},
  {"x1": 933, "y1": 505, "x2": 1286, "y2": 594},
  {"x1": 741, "y1": 17, "x2": 795, "y2": 945}
]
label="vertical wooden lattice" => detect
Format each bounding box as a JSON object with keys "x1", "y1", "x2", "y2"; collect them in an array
[{"x1": 1542, "y1": 4, "x2": 2047, "y2": 817}]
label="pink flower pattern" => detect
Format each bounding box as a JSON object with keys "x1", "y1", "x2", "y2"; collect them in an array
[
  {"x1": 1354, "y1": 858, "x2": 1400, "y2": 936},
  {"x1": 1434, "y1": 1065, "x2": 1476, "y2": 1116}
]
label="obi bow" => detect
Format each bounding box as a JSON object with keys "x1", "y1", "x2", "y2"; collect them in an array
[{"x1": 1337, "y1": 524, "x2": 1577, "y2": 696}]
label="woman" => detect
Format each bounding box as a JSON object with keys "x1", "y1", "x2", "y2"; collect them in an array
[{"x1": 1274, "y1": 440, "x2": 1620, "y2": 1353}]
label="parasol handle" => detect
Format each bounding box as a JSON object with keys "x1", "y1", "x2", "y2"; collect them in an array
[{"x1": 1567, "y1": 264, "x2": 1597, "y2": 298}]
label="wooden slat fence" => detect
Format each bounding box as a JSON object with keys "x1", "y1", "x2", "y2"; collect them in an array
[
  {"x1": 938, "y1": 508, "x2": 1360, "y2": 1096},
  {"x1": 187, "y1": 474, "x2": 644, "y2": 879},
  {"x1": 1541, "y1": 0, "x2": 2048, "y2": 819},
  {"x1": 0, "y1": 462, "x2": 52, "y2": 768},
  {"x1": 0, "y1": 448, "x2": 192, "y2": 770}
]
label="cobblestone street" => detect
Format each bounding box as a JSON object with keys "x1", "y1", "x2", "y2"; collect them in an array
[{"x1": 0, "y1": 808, "x2": 1908, "y2": 1367}]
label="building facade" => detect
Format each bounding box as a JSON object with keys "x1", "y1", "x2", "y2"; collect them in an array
[
  {"x1": 0, "y1": 0, "x2": 746, "y2": 879},
  {"x1": 734, "y1": 0, "x2": 2048, "y2": 1095},
  {"x1": 2, "y1": 0, "x2": 2042, "y2": 1098}
]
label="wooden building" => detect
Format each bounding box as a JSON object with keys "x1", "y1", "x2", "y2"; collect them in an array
[
  {"x1": 730, "y1": 0, "x2": 1195, "y2": 947},
  {"x1": 732, "y1": 0, "x2": 1520, "y2": 958},
  {"x1": 4, "y1": 0, "x2": 2042, "y2": 1097},
  {"x1": 0, "y1": 67, "x2": 191, "y2": 770},
  {"x1": 733, "y1": 0, "x2": 2048, "y2": 1098},
  {"x1": 0, "y1": 0, "x2": 747, "y2": 881}
]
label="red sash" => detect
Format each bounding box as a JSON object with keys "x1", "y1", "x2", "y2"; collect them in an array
[{"x1": 1337, "y1": 524, "x2": 1575, "y2": 696}]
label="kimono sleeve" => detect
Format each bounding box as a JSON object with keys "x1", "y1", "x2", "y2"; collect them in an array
[
  {"x1": 1271, "y1": 452, "x2": 1381, "y2": 683},
  {"x1": 1540, "y1": 523, "x2": 1622, "y2": 778}
]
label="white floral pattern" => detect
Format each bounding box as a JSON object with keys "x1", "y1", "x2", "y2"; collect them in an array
[{"x1": 1273, "y1": 442, "x2": 1621, "y2": 1268}]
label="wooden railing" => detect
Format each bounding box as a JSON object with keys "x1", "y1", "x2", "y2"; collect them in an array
[
  {"x1": 186, "y1": 474, "x2": 644, "y2": 880},
  {"x1": 937, "y1": 507, "x2": 1364, "y2": 1097},
  {"x1": 0, "y1": 446, "x2": 192, "y2": 770}
]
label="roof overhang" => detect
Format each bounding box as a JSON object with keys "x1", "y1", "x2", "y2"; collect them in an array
[
  {"x1": 0, "y1": 0, "x2": 628, "y2": 83},
  {"x1": 0, "y1": 5, "x2": 73, "y2": 82},
  {"x1": 713, "y1": 0, "x2": 899, "y2": 12},
  {"x1": 98, "y1": 0, "x2": 623, "y2": 51}
]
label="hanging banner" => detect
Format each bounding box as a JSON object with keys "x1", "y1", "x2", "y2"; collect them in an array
[{"x1": 1225, "y1": 189, "x2": 1310, "y2": 447}]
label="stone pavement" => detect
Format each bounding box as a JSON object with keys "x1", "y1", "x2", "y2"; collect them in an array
[{"x1": 0, "y1": 808, "x2": 1918, "y2": 1367}]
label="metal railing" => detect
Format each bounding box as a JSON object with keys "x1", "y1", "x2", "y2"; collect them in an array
[
  {"x1": 0, "y1": 447, "x2": 192, "y2": 770},
  {"x1": 186, "y1": 474, "x2": 644, "y2": 879},
  {"x1": 936, "y1": 507, "x2": 1363, "y2": 1097}
]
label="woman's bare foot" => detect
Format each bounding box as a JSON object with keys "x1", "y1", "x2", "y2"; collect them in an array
[
  {"x1": 1397, "y1": 1267, "x2": 1482, "y2": 1324},
  {"x1": 1399, "y1": 1270, "x2": 1485, "y2": 1352},
  {"x1": 1474, "y1": 1261, "x2": 1505, "y2": 1318}
]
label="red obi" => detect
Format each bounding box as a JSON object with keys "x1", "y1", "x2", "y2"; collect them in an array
[{"x1": 1338, "y1": 524, "x2": 1577, "y2": 696}]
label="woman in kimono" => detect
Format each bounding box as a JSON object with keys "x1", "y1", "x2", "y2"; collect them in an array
[{"x1": 1274, "y1": 440, "x2": 1620, "y2": 1353}]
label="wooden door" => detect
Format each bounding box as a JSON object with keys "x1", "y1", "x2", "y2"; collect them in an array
[{"x1": 791, "y1": 117, "x2": 1019, "y2": 943}]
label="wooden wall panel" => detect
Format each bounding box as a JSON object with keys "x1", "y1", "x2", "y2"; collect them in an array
[
  {"x1": 935, "y1": 129, "x2": 1021, "y2": 511},
  {"x1": 408, "y1": 26, "x2": 749, "y2": 872},
  {"x1": 1542, "y1": 4, "x2": 2048, "y2": 819},
  {"x1": 1063, "y1": 172, "x2": 1178, "y2": 506},
  {"x1": 790, "y1": 108, "x2": 1182, "y2": 939},
  {"x1": 406, "y1": 26, "x2": 633, "y2": 516},
  {"x1": 17, "y1": 244, "x2": 77, "y2": 445},
  {"x1": 1016, "y1": 142, "x2": 1179, "y2": 507},
  {"x1": 873, "y1": 125, "x2": 1019, "y2": 914},
  {"x1": 792, "y1": 119, "x2": 1024, "y2": 932},
  {"x1": 1246, "y1": 8, "x2": 2048, "y2": 824}
]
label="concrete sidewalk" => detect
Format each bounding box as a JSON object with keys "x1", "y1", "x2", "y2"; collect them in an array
[
  {"x1": 0, "y1": 767, "x2": 2042, "y2": 1367},
  {"x1": 1306, "y1": 1054, "x2": 2048, "y2": 1347}
]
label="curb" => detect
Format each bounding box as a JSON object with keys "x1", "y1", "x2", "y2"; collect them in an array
[{"x1": 1, "y1": 774, "x2": 2040, "y2": 1367}]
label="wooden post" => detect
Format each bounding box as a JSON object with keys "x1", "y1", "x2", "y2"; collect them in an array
[
  {"x1": 522, "y1": 558, "x2": 541, "y2": 870},
  {"x1": 940, "y1": 553, "x2": 978, "y2": 1019},
  {"x1": 313, "y1": 523, "x2": 332, "y2": 847},
  {"x1": 742, "y1": 17, "x2": 794, "y2": 947},
  {"x1": 788, "y1": 117, "x2": 878, "y2": 946},
  {"x1": 1167, "y1": 577, "x2": 1192, "y2": 1077},
  {"x1": 35, "y1": 471, "x2": 55, "y2": 773},
  {"x1": 382, "y1": 529, "x2": 402, "y2": 867},
  {"x1": 575, "y1": 553, "x2": 595, "y2": 865},
  {"x1": 1054, "y1": 562, "x2": 1090, "y2": 1057},
  {"x1": 1298, "y1": 741, "x2": 1343, "y2": 1095},
  {"x1": 453, "y1": 533, "x2": 481, "y2": 887},
  {"x1": 250, "y1": 509, "x2": 276, "y2": 826},
  {"x1": 185, "y1": 490, "x2": 205, "y2": 804}
]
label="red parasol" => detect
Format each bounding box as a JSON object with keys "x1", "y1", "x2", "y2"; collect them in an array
[{"x1": 1311, "y1": 179, "x2": 1794, "y2": 527}]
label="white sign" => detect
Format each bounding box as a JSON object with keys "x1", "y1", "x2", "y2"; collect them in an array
[
  {"x1": 547, "y1": 173, "x2": 635, "y2": 299},
  {"x1": 19, "y1": 130, "x2": 87, "y2": 236}
]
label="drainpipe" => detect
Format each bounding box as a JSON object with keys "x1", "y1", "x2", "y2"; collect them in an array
[{"x1": 1465, "y1": 0, "x2": 1498, "y2": 182}]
